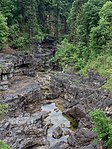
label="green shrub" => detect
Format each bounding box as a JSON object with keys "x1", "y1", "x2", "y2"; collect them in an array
[
  {"x1": 80, "y1": 54, "x2": 112, "y2": 91},
  {"x1": 54, "y1": 38, "x2": 77, "y2": 67},
  {"x1": 33, "y1": 25, "x2": 45, "y2": 42},
  {"x1": 90, "y1": 109, "x2": 112, "y2": 149},
  {"x1": 0, "y1": 140, "x2": 11, "y2": 149},
  {"x1": 11, "y1": 36, "x2": 28, "y2": 49},
  {"x1": 33, "y1": 31, "x2": 44, "y2": 42},
  {"x1": 0, "y1": 104, "x2": 8, "y2": 116},
  {"x1": 9, "y1": 24, "x2": 28, "y2": 49}
]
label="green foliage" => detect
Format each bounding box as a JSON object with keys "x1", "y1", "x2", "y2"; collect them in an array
[
  {"x1": 75, "y1": 58, "x2": 86, "y2": 70},
  {"x1": 80, "y1": 54, "x2": 112, "y2": 91},
  {"x1": 68, "y1": 0, "x2": 87, "y2": 42},
  {"x1": 65, "y1": 0, "x2": 110, "y2": 73},
  {"x1": 0, "y1": 12, "x2": 8, "y2": 50},
  {"x1": 53, "y1": 0, "x2": 112, "y2": 93},
  {"x1": 75, "y1": 43, "x2": 91, "y2": 70},
  {"x1": 54, "y1": 38, "x2": 91, "y2": 70},
  {"x1": 8, "y1": 24, "x2": 28, "y2": 49},
  {"x1": 54, "y1": 38, "x2": 77, "y2": 67},
  {"x1": 33, "y1": 26, "x2": 45, "y2": 42},
  {"x1": 90, "y1": 1, "x2": 112, "y2": 55},
  {"x1": 99, "y1": 1, "x2": 112, "y2": 24},
  {"x1": 80, "y1": 1, "x2": 112, "y2": 91},
  {"x1": 0, "y1": 140, "x2": 11, "y2": 149},
  {"x1": 33, "y1": 34, "x2": 44, "y2": 43},
  {"x1": 68, "y1": 0, "x2": 107, "y2": 43},
  {"x1": 11, "y1": 36, "x2": 28, "y2": 49},
  {"x1": 0, "y1": 104, "x2": 8, "y2": 115},
  {"x1": 0, "y1": 0, "x2": 16, "y2": 24},
  {"x1": 90, "y1": 25, "x2": 110, "y2": 55},
  {"x1": 0, "y1": 0, "x2": 73, "y2": 49},
  {"x1": 57, "y1": 0, "x2": 112, "y2": 90},
  {"x1": 90, "y1": 109, "x2": 112, "y2": 149}
]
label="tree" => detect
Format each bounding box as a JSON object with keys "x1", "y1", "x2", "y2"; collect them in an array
[
  {"x1": 51, "y1": 0, "x2": 73, "y2": 40},
  {"x1": 65, "y1": 0, "x2": 110, "y2": 70},
  {"x1": 75, "y1": 0, "x2": 108, "y2": 45},
  {"x1": 90, "y1": 1, "x2": 112, "y2": 55},
  {"x1": 0, "y1": 0, "x2": 18, "y2": 27},
  {"x1": 68, "y1": 0, "x2": 88, "y2": 42},
  {"x1": 0, "y1": 0, "x2": 73, "y2": 49},
  {"x1": 99, "y1": 1, "x2": 112, "y2": 24},
  {"x1": 0, "y1": 12, "x2": 8, "y2": 50}
]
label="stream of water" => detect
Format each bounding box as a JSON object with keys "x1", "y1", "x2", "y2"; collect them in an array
[{"x1": 41, "y1": 103, "x2": 72, "y2": 147}]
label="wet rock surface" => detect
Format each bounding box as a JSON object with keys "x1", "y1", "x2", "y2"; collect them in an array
[
  {"x1": 65, "y1": 104, "x2": 86, "y2": 121},
  {"x1": 41, "y1": 103, "x2": 73, "y2": 147}
]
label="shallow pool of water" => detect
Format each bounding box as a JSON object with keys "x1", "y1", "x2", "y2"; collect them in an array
[{"x1": 41, "y1": 103, "x2": 73, "y2": 147}]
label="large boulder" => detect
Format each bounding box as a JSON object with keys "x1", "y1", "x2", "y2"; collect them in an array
[
  {"x1": 75, "y1": 128, "x2": 96, "y2": 146},
  {"x1": 78, "y1": 117, "x2": 92, "y2": 129},
  {"x1": 67, "y1": 128, "x2": 96, "y2": 148},
  {"x1": 65, "y1": 104, "x2": 86, "y2": 121}
]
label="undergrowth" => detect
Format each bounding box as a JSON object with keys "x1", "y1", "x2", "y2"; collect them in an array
[{"x1": 80, "y1": 54, "x2": 112, "y2": 91}]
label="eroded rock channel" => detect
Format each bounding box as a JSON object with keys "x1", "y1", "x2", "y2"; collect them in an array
[
  {"x1": 41, "y1": 102, "x2": 77, "y2": 147},
  {"x1": 0, "y1": 40, "x2": 112, "y2": 149}
]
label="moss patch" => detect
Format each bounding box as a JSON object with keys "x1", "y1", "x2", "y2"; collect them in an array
[
  {"x1": 62, "y1": 112, "x2": 78, "y2": 131},
  {"x1": 55, "y1": 102, "x2": 64, "y2": 112},
  {"x1": 0, "y1": 104, "x2": 8, "y2": 120}
]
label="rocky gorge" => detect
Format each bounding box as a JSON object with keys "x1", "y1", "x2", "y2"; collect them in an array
[{"x1": 0, "y1": 39, "x2": 112, "y2": 149}]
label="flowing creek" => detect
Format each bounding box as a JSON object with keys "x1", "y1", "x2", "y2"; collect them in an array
[{"x1": 41, "y1": 103, "x2": 76, "y2": 147}]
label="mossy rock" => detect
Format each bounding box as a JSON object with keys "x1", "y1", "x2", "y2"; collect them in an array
[{"x1": 62, "y1": 112, "x2": 78, "y2": 131}]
